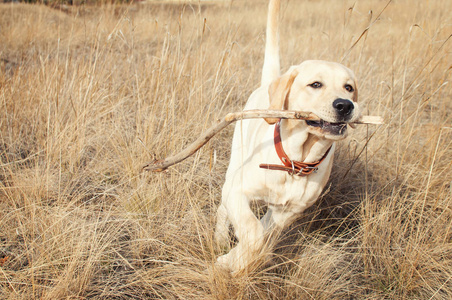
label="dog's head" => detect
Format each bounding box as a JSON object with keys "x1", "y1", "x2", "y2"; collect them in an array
[{"x1": 265, "y1": 60, "x2": 360, "y2": 140}]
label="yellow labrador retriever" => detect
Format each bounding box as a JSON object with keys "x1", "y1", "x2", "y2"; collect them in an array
[{"x1": 215, "y1": 0, "x2": 360, "y2": 272}]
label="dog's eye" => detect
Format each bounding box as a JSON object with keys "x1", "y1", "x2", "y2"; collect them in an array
[
  {"x1": 309, "y1": 82, "x2": 323, "y2": 89},
  {"x1": 345, "y1": 84, "x2": 354, "y2": 92}
]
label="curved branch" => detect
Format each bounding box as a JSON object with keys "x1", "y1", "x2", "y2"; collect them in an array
[{"x1": 142, "y1": 109, "x2": 383, "y2": 172}]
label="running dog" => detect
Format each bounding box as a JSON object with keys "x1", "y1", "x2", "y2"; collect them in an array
[{"x1": 214, "y1": 0, "x2": 360, "y2": 272}]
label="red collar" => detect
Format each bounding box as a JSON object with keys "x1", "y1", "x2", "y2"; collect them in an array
[{"x1": 259, "y1": 120, "x2": 331, "y2": 176}]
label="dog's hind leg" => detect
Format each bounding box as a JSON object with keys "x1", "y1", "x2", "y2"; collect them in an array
[
  {"x1": 214, "y1": 204, "x2": 230, "y2": 248},
  {"x1": 270, "y1": 209, "x2": 300, "y2": 230},
  {"x1": 260, "y1": 209, "x2": 275, "y2": 231}
]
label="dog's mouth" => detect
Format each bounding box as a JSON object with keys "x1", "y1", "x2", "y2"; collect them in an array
[{"x1": 306, "y1": 119, "x2": 348, "y2": 135}]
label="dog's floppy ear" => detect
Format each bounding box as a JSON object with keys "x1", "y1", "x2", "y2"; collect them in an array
[{"x1": 264, "y1": 69, "x2": 299, "y2": 124}]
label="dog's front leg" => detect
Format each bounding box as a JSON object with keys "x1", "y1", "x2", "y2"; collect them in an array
[{"x1": 217, "y1": 192, "x2": 265, "y2": 272}]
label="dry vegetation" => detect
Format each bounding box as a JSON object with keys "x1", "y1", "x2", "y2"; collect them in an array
[{"x1": 0, "y1": 0, "x2": 451, "y2": 298}]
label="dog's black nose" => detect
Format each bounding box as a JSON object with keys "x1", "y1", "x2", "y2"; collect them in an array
[{"x1": 333, "y1": 98, "x2": 354, "y2": 118}]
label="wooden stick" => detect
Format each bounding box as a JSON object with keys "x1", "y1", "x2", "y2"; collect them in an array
[{"x1": 142, "y1": 109, "x2": 383, "y2": 172}]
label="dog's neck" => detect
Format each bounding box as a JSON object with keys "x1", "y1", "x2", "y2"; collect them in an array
[
  {"x1": 302, "y1": 134, "x2": 320, "y2": 161},
  {"x1": 280, "y1": 119, "x2": 334, "y2": 163}
]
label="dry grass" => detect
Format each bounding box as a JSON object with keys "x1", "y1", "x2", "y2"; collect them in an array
[{"x1": 0, "y1": 0, "x2": 451, "y2": 298}]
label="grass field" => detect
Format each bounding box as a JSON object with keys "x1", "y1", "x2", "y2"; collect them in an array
[{"x1": 1, "y1": 0, "x2": 451, "y2": 298}]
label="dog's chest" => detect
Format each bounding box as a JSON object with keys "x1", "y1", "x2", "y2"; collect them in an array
[{"x1": 252, "y1": 172, "x2": 325, "y2": 212}]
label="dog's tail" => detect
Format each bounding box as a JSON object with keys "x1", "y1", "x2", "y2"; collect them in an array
[{"x1": 261, "y1": 0, "x2": 281, "y2": 87}]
